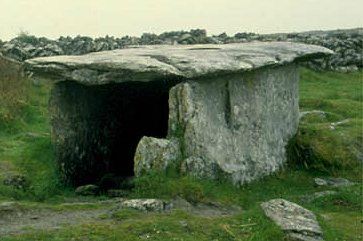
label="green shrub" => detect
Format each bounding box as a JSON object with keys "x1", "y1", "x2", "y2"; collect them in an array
[{"x1": 0, "y1": 55, "x2": 29, "y2": 132}]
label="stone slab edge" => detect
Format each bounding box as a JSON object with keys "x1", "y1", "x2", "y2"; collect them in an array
[{"x1": 24, "y1": 42, "x2": 333, "y2": 85}]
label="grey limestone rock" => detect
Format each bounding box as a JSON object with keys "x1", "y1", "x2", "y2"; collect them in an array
[
  {"x1": 3, "y1": 174, "x2": 29, "y2": 190},
  {"x1": 314, "y1": 177, "x2": 356, "y2": 187},
  {"x1": 75, "y1": 184, "x2": 100, "y2": 196},
  {"x1": 261, "y1": 199, "x2": 324, "y2": 241},
  {"x1": 299, "y1": 110, "x2": 327, "y2": 120},
  {"x1": 25, "y1": 42, "x2": 332, "y2": 85},
  {"x1": 134, "y1": 137, "x2": 181, "y2": 176},
  {"x1": 120, "y1": 199, "x2": 167, "y2": 212},
  {"x1": 166, "y1": 64, "x2": 300, "y2": 184}
]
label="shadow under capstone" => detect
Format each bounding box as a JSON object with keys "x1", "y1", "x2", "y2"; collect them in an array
[{"x1": 50, "y1": 79, "x2": 179, "y2": 186}]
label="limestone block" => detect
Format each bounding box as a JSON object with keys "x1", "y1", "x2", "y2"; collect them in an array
[
  {"x1": 121, "y1": 199, "x2": 167, "y2": 212},
  {"x1": 261, "y1": 199, "x2": 324, "y2": 241},
  {"x1": 134, "y1": 137, "x2": 181, "y2": 176},
  {"x1": 167, "y1": 64, "x2": 299, "y2": 184}
]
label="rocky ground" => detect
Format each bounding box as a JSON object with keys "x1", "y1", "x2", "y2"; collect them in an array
[
  {"x1": 0, "y1": 28, "x2": 362, "y2": 72},
  {"x1": 0, "y1": 197, "x2": 242, "y2": 236},
  {"x1": 0, "y1": 177, "x2": 359, "y2": 241}
]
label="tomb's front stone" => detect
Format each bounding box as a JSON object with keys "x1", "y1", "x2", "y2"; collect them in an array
[
  {"x1": 25, "y1": 42, "x2": 333, "y2": 186},
  {"x1": 166, "y1": 64, "x2": 299, "y2": 184}
]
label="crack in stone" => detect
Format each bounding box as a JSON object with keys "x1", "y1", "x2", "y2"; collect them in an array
[
  {"x1": 224, "y1": 80, "x2": 232, "y2": 129},
  {"x1": 142, "y1": 54, "x2": 184, "y2": 73}
]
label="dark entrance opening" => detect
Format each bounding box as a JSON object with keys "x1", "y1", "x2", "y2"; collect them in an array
[
  {"x1": 54, "y1": 79, "x2": 179, "y2": 187},
  {"x1": 105, "y1": 81, "x2": 171, "y2": 175}
]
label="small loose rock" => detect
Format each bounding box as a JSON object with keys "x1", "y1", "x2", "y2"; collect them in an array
[
  {"x1": 261, "y1": 199, "x2": 324, "y2": 241},
  {"x1": 120, "y1": 199, "x2": 167, "y2": 212},
  {"x1": 3, "y1": 174, "x2": 29, "y2": 190},
  {"x1": 75, "y1": 184, "x2": 99, "y2": 196},
  {"x1": 314, "y1": 177, "x2": 355, "y2": 187}
]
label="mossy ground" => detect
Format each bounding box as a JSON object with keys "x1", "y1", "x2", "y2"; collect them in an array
[{"x1": 0, "y1": 69, "x2": 362, "y2": 240}]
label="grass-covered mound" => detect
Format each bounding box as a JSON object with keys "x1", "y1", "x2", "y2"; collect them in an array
[
  {"x1": 293, "y1": 69, "x2": 362, "y2": 175},
  {"x1": 0, "y1": 68, "x2": 361, "y2": 241}
]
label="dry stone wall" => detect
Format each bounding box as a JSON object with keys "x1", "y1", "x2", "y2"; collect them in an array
[{"x1": 2, "y1": 28, "x2": 362, "y2": 71}]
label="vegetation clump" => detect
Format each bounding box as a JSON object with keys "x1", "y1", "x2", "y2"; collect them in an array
[{"x1": 288, "y1": 69, "x2": 362, "y2": 177}]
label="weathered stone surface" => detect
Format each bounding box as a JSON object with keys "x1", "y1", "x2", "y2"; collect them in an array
[
  {"x1": 25, "y1": 42, "x2": 332, "y2": 85},
  {"x1": 261, "y1": 199, "x2": 324, "y2": 241},
  {"x1": 164, "y1": 64, "x2": 300, "y2": 184},
  {"x1": 314, "y1": 177, "x2": 356, "y2": 187},
  {"x1": 75, "y1": 184, "x2": 99, "y2": 196},
  {"x1": 134, "y1": 137, "x2": 181, "y2": 176},
  {"x1": 120, "y1": 199, "x2": 167, "y2": 212},
  {"x1": 299, "y1": 110, "x2": 327, "y2": 120}
]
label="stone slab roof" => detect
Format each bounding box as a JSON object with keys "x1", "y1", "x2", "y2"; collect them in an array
[{"x1": 25, "y1": 42, "x2": 333, "y2": 85}]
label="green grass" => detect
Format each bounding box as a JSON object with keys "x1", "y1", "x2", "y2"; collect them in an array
[
  {"x1": 0, "y1": 177, "x2": 361, "y2": 241},
  {"x1": 0, "y1": 209, "x2": 286, "y2": 241},
  {"x1": 0, "y1": 81, "x2": 69, "y2": 202},
  {"x1": 293, "y1": 69, "x2": 362, "y2": 175},
  {"x1": 0, "y1": 69, "x2": 362, "y2": 240}
]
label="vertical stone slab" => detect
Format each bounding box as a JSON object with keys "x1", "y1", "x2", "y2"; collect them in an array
[
  {"x1": 166, "y1": 64, "x2": 299, "y2": 184},
  {"x1": 49, "y1": 81, "x2": 112, "y2": 186},
  {"x1": 134, "y1": 137, "x2": 181, "y2": 176}
]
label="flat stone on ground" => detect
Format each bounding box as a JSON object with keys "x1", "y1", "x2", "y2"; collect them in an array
[
  {"x1": 261, "y1": 199, "x2": 324, "y2": 241},
  {"x1": 314, "y1": 177, "x2": 356, "y2": 187},
  {"x1": 75, "y1": 184, "x2": 100, "y2": 196},
  {"x1": 120, "y1": 199, "x2": 167, "y2": 212}
]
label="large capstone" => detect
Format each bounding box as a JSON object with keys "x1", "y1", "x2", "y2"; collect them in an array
[{"x1": 25, "y1": 42, "x2": 333, "y2": 186}]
